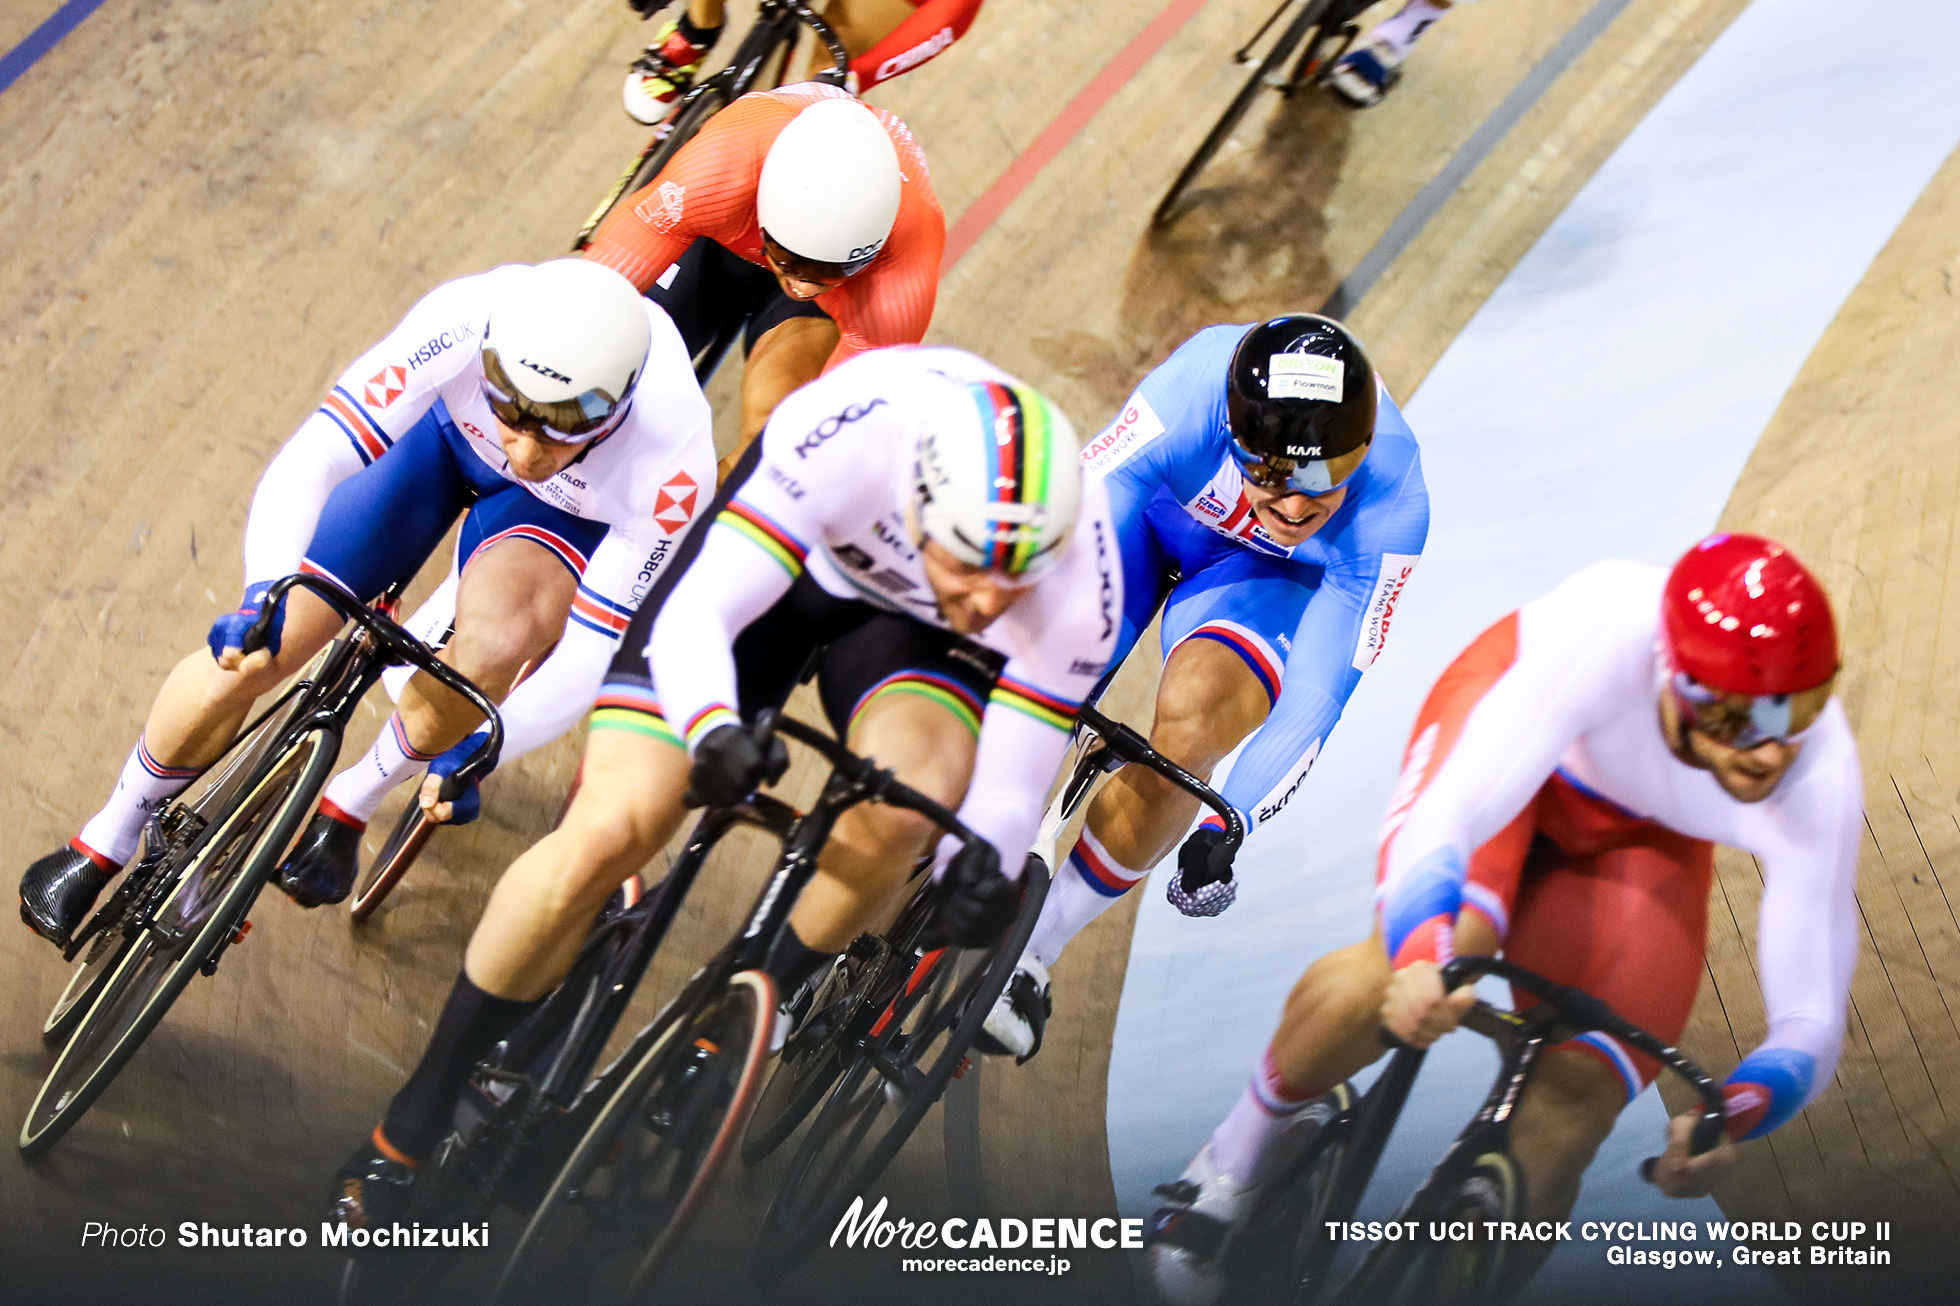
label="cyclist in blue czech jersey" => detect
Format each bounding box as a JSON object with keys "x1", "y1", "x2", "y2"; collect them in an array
[{"x1": 982, "y1": 315, "x2": 1430, "y2": 1060}]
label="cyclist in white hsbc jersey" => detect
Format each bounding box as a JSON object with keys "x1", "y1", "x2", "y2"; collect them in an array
[
  {"x1": 328, "y1": 345, "x2": 1119, "y2": 1228},
  {"x1": 18, "y1": 261, "x2": 715, "y2": 945},
  {"x1": 1145, "y1": 535, "x2": 1862, "y2": 1306}
]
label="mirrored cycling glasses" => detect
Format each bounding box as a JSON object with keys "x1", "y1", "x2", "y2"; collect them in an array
[
  {"x1": 1227, "y1": 439, "x2": 1365, "y2": 498},
  {"x1": 480, "y1": 348, "x2": 629, "y2": 445},
  {"x1": 760, "y1": 231, "x2": 874, "y2": 287},
  {"x1": 1668, "y1": 671, "x2": 1837, "y2": 749}
]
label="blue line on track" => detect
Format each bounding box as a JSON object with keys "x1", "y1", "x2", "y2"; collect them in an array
[{"x1": 0, "y1": 0, "x2": 112, "y2": 102}]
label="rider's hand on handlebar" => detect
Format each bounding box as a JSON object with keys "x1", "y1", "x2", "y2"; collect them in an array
[
  {"x1": 418, "y1": 730, "x2": 490, "y2": 825},
  {"x1": 683, "y1": 722, "x2": 789, "y2": 809},
  {"x1": 1648, "y1": 1109, "x2": 1737, "y2": 1198},
  {"x1": 1381, "y1": 959, "x2": 1478, "y2": 1048},
  {"x1": 1169, "y1": 824, "x2": 1237, "y2": 917},
  {"x1": 207, "y1": 580, "x2": 283, "y2": 675},
  {"x1": 923, "y1": 840, "x2": 1019, "y2": 949}
]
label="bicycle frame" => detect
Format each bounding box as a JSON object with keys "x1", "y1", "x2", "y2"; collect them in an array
[{"x1": 1271, "y1": 955, "x2": 1727, "y2": 1302}]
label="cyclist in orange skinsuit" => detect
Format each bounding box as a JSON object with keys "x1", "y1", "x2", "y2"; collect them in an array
[{"x1": 584, "y1": 83, "x2": 945, "y2": 471}]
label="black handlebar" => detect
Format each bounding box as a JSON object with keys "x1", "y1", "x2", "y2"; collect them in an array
[
  {"x1": 247, "y1": 573, "x2": 504, "y2": 795},
  {"x1": 742, "y1": 708, "x2": 989, "y2": 860},
  {"x1": 787, "y1": 2, "x2": 853, "y2": 84},
  {"x1": 1076, "y1": 703, "x2": 1246, "y2": 875},
  {"x1": 1435, "y1": 955, "x2": 1728, "y2": 1172}
]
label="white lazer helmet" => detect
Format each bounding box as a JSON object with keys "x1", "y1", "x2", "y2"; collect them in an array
[
  {"x1": 910, "y1": 378, "x2": 1083, "y2": 578},
  {"x1": 756, "y1": 97, "x2": 903, "y2": 274},
  {"x1": 481, "y1": 260, "x2": 651, "y2": 443}
]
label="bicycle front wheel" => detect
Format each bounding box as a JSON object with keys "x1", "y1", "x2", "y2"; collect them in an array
[
  {"x1": 753, "y1": 856, "x2": 1051, "y2": 1278},
  {"x1": 20, "y1": 726, "x2": 336, "y2": 1156},
  {"x1": 1386, "y1": 1152, "x2": 1522, "y2": 1306},
  {"x1": 349, "y1": 802, "x2": 435, "y2": 923},
  {"x1": 492, "y1": 970, "x2": 774, "y2": 1303},
  {"x1": 1154, "y1": 0, "x2": 1338, "y2": 227}
]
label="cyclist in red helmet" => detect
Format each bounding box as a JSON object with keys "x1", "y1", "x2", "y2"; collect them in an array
[{"x1": 1144, "y1": 535, "x2": 1861, "y2": 1306}]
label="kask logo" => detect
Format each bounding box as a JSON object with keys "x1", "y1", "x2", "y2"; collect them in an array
[{"x1": 364, "y1": 366, "x2": 407, "y2": 409}]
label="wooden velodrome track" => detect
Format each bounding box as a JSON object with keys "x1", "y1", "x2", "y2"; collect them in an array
[{"x1": 2, "y1": 0, "x2": 1956, "y2": 1302}]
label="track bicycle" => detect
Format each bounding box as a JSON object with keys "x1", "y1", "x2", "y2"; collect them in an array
[
  {"x1": 21, "y1": 573, "x2": 501, "y2": 1157},
  {"x1": 744, "y1": 701, "x2": 1247, "y2": 1276},
  {"x1": 1201, "y1": 954, "x2": 1728, "y2": 1306},
  {"x1": 336, "y1": 710, "x2": 1016, "y2": 1303},
  {"x1": 1154, "y1": 0, "x2": 1374, "y2": 227}
]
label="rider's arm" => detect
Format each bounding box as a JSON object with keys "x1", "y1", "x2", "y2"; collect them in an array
[
  {"x1": 1081, "y1": 326, "x2": 1239, "y2": 486},
  {"x1": 848, "y1": 0, "x2": 986, "y2": 93},
  {"x1": 584, "y1": 92, "x2": 787, "y2": 291},
  {"x1": 241, "y1": 272, "x2": 507, "y2": 584},
  {"x1": 1723, "y1": 729, "x2": 1863, "y2": 1139},
  {"x1": 1211, "y1": 466, "x2": 1430, "y2": 837},
  {"x1": 1376, "y1": 583, "x2": 1632, "y2": 969}
]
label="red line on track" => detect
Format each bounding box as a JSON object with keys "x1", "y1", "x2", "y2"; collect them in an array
[{"x1": 941, "y1": 0, "x2": 1215, "y2": 272}]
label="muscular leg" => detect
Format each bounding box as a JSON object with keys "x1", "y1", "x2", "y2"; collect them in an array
[
  {"x1": 397, "y1": 539, "x2": 577, "y2": 757},
  {"x1": 465, "y1": 728, "x2": 692, "y2": 999},
  {"x1": 789, "y1": 691, "x2": 976, "y2": 952},
  {"x1": 1087, "y1": 638, "x2": 1270, "y2": 868},
  {"x1": 1024, "y1": 638, "x2": 1268, "y2": 967},
  {"x1": 726, "y1": 315, "x2": 839, "y2": 479}
]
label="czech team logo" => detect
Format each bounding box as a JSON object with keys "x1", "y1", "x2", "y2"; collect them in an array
[
  {"x1": 363, "y1": 365, "x2": 407, "y2": 409},
  {"x1": 653, "y1": 470, "x2": 699, "y2": 535}
]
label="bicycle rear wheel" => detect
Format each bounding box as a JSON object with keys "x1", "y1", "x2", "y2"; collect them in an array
[
  {"x1": 752, "y1": 857, "x2": 1051, "y2": 1278},
  {"x1": 349, "y1": 802, "x2": 435, "y2": 923},
  {"x1": 1229, "y1": 1085, "x2": 1354, "y2": 1305},
  {"x1": 741, "y1": 939, "x2": 878, "y2": 1163},
  {"x1": 491, "y1": 970, "x2": 774, "y2": 1303},
  {"x1": 19, "y1": 725, "x2": 336, "y2": 1156},
  {"x1": 1153, "y1": 0, "x2": 1337, "y2": 227},
  {"x1": 572, "y1": 82, "x2": 733, "y2": 249}
]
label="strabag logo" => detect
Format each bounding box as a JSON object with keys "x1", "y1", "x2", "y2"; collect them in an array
[
  {"x1": 1352, "y1": 553, "x2": 1418, "y2": 671},
  {"x1": 1080, "y1": 397, "x2": 1164, "y2": 476}
]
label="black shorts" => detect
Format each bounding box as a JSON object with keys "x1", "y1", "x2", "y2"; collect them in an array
[
  {"x1": 644, "y1": 237, "x2": 831, "y2": 366},
  {"x1": 596, "y1": 443, "x2": 1003, "y2": 745}
]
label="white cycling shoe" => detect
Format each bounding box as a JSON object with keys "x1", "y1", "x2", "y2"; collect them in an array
[
  {"x1": 1144, "y1": 1143, "x2": 1255, "y2": 1306},
  {"x1": 976, "y1": 953, "x2": 1051, "y2": 1062}
]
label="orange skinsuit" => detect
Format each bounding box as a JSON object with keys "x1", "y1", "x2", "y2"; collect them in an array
[{"x1": 584, "y1": 83, "x2": 946, "y2": 369}]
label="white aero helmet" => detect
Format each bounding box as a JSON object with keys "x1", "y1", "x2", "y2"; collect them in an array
[
  {"x1": 910, "y1": 378, "x2": 1083, "y2": 578},
  {"x1": 480, "y1": 259, "x2": 651, "y2": 443},
  {"x1": 756, "y1": 97, "x2": 903, "y2": 274}
]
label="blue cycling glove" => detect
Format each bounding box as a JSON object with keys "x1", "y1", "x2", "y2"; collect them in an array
[
  {"x1": 207, "y1": 580, "x2": 282, "y2": 663},
  {"x1": 426, "y1": 730, "x2": 489, "y2": 825}
]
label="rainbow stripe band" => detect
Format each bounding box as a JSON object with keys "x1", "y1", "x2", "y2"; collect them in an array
[
  {"x1": 717, "y1": 502, "x2": 808, "y2": 577},
  {"x1": 989, "y1": 676, "x2": 1079, "y2": 732},
  {"x1": 588, "y1": 687, "x2": 682, "y2": 747},
  {"x1": 683, "y1": 704, "x2": 741, "y2": 751},
  {"x1": 849, "y1": 671, "x2": 985, "y2": 740},
  {"x1": 973, "y1": 382, "x2": 1058, "y2": 576}
]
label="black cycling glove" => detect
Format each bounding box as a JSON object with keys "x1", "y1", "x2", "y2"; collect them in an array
[
  {"x1": 923, "y1": 840, "x2": 1020, "y2": 949},
  {"x1": 1168, "y1": 824, "x2": 1237, "y2": 918},
  {"x1": 683, "y1": 723, "x2": 788, "y2": 809}
]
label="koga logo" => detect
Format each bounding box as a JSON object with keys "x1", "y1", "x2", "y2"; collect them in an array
[
  {"x1": 876, "y1": 25, "x2": 954, "y2": 81},
  {"x1": 519, "y1": 357, "x2": 573, "y2": 385},
  {"x1": 1253, "y1": 738, "x2": 1321, "y2": 825},
  {"x1": 1352, "y1": 554, "x2": 1418, "y2": 671},
  {"x1": 1094, "y1": 520, "x2": 1115, "y2": 641},
  {"x1": 795, "y1": 398, "x2": 887, "y2": 459}
]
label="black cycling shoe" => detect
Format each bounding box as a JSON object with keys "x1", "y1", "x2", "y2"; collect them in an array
[
  {"x1": 331, "y1": 1130, "x2": 420, "y2": 1231},
  {"x1": 19, "y1": 844, "x2": 112, "y2": 948},
  {"x1": 277, "y1": 811, "x2": 364, "y2": 908}
]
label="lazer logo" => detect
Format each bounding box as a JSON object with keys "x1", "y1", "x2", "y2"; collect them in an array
[
  {"x1": 795, "y1": 399, "x2": 887, "y2": 459},
  {"x1": 519, "y1": 357, "x2": 573, "y2": 385},
  {"x1": 876, "y1": 26, "x2": 954, "y2": 82}
]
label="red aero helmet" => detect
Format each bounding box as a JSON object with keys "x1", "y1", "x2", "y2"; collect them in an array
[{"x1": 1662, "y1": 534, "x2": 1838, "y2": 696}]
